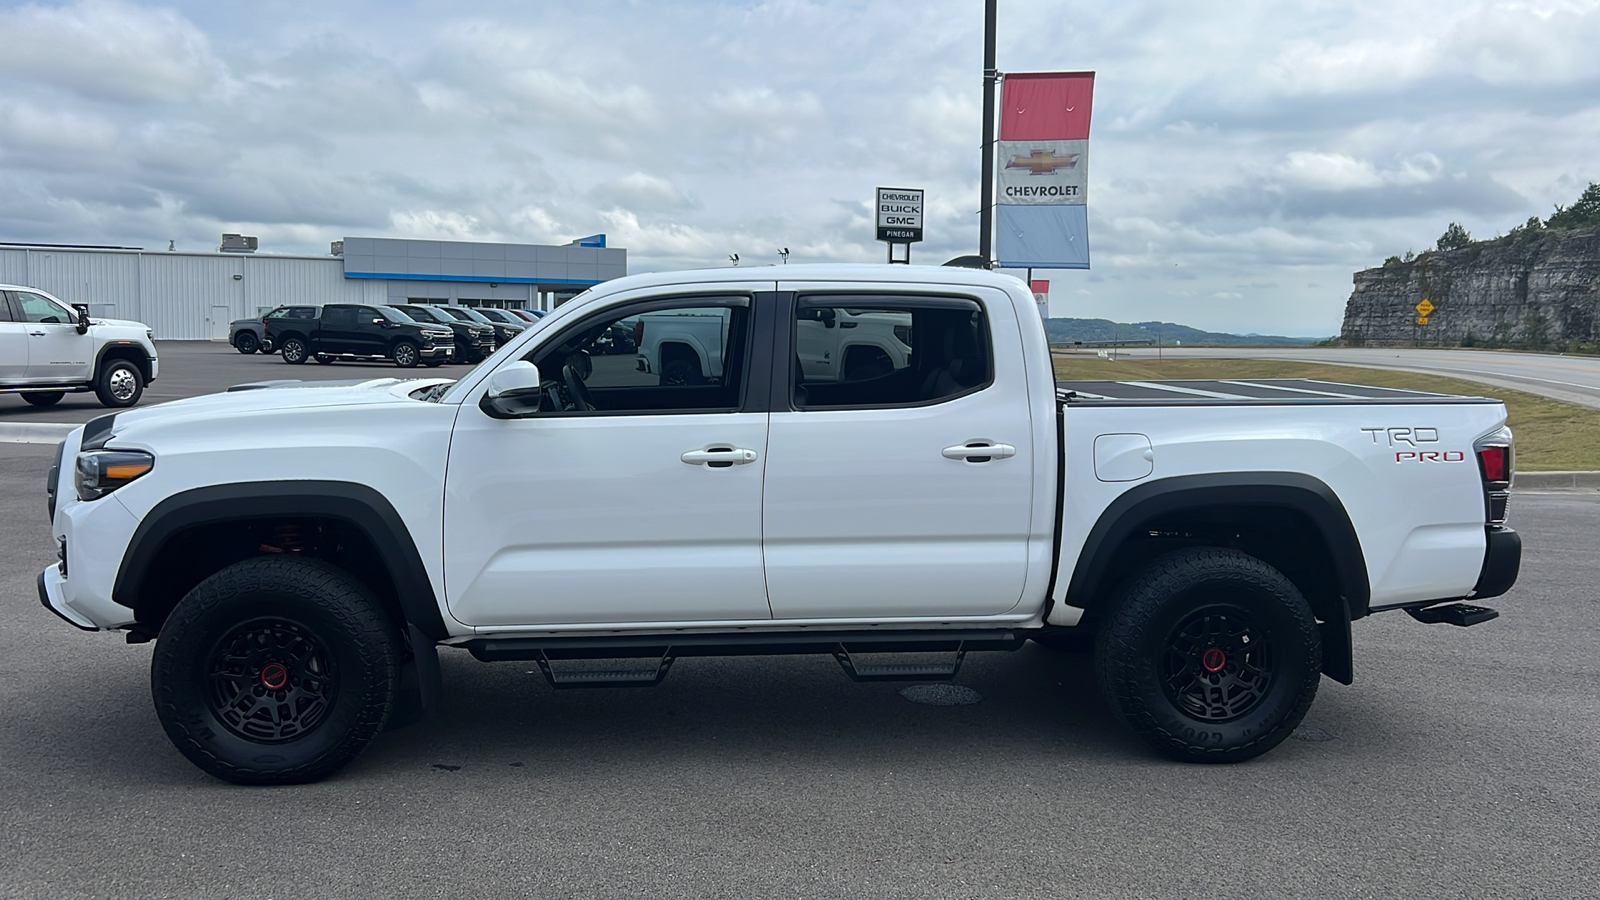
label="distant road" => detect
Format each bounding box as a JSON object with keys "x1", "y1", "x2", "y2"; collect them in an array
[{"x1": 1094, "y1": 347, "x2": 1600, "y2": 410}]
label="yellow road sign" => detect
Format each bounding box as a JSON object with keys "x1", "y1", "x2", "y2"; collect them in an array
[
  {"x1": 1418, "y1": 316, "x2": 1430, "y2": 325},
  {"x1": 1416, "y1": 299, "x2": 1435, "y2": 316}
]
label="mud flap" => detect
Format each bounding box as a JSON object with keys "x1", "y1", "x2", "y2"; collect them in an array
[
  {"x1": 1319, "y1": 598, "x2": 1353, "y2": 685},
  {"x1": 386, "y1": 623, "x2": 444, "y2": 731}
]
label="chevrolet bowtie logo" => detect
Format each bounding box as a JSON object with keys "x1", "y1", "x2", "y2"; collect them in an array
[{"x1": 1007, "y1": 149, "x2": 1079, "y2": 175}]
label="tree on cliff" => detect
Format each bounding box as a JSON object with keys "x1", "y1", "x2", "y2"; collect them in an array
[
  {"x1": 1436, "y1": 222, "x2": 1474, "y2": 251},
  {"x1": 1547, "y1": 182, "x2": 1600, "y2": 230}
]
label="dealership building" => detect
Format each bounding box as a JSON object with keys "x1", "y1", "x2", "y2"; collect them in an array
[{"x1": 0, "y1": 235, "x2": 628, "y2": 340}]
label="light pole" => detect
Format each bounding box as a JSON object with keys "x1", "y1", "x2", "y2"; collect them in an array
[{"x1": 977, "y1": 0, "x2": 999, "y2": 266}]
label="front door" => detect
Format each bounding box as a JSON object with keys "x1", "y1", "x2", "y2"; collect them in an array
[
  {"x1": 444, "y1": 287, "x2": 775, "y2": 628},
  {"x1": 762, "y1": 287, "x2": 1038, "y2": 620},
  {"x1": 11, "y1": 290, "x2": 92, "y2": 384}
]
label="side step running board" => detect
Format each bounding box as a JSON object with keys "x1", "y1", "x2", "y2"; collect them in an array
[
  {"x1": 833, "y1": 646, "x2": 967, "y2": 682},
  {"x1": 535, "y1": 651, "x2": 675, "y2": 689},
  {"x1": 1406, "y1": 603, "x2": 1499, "y2": 627}
]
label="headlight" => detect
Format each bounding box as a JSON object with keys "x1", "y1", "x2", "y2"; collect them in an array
[{"x1": 75, "y1": 450, "x2": 155, "y2": 501}]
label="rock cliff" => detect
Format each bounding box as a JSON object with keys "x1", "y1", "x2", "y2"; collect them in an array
[{"x1": 1340, "y1": 226, "x2": 1600, "y2": 348}]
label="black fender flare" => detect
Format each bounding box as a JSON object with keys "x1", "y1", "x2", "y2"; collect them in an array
[
  {"x1": 1064, "y1": 472, "x2": 1367, "y2": 684},
  {"x1": 112, "y1": 480, "x2": 450, "y2": 642},
  {"x1": 94, "y1": 342, "x2": 155, "y2": 384}
]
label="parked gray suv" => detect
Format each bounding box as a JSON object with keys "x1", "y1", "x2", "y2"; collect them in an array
[{"x1": 230, "y1": 305, "x2": 320, "y2": 354}]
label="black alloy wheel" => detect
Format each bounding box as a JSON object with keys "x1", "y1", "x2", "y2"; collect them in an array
[
  {"x1": 1094, "y1": 548, "x2": 1320, "y2": 763},
  {"x1": 205, "y1": 618, "x2": 338, "y2": 743},
  {"x1": 281, "y1": 338, "x2": 309, "y2": 364},
  {"x1": 151, "y1": 557, "x2": 401, "y2": 785},
  {"x1": 392, "y1": 341, "x2": 420, "y2": 368},
  {"x1": 235, "y1": 332, "x2": 260, "y2": 354}
]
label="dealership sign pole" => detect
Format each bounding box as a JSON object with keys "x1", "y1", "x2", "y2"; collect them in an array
[{"x1": 877, "y1": 187, "x2": 924, "y2": 264}]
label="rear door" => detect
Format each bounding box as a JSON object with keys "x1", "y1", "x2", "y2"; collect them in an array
[
  {"x1": 443, "y1": 283, "x2": 780, "y2": 627},
  {"x1": 761, "y1": 284, "x2": 1038, "y2": 620}
]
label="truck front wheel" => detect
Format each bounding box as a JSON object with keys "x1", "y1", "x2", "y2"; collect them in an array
[
  {"x1": 151, "y1": 557, "x2": 401, "y2": 785},
  {"x1": 94, "y1": 359, "x2": 144, "y2": 407},
  {"x1": 280, "y1": 338, "x2": 309, "y2": 364},
  {"x1": 1094, "y1": 548, "x2": 1320, "y2": 763}
]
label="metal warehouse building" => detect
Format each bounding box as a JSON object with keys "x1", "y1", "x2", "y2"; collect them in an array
[{"x1": 0, "y1": 235, "x2": 627, "y2": 340}]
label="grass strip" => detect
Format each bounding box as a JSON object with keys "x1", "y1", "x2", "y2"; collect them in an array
[{"x1": 1051, "y1": 355, "x2": 1600, "y2": 471}]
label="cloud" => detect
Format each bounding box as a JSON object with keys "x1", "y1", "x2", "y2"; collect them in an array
[
  {"x1": 0, "y1": 0, "x2": 1597, "y2": 336},
  {"x1": 0, "y1": 0, "x2": 228, "y2": 105}
]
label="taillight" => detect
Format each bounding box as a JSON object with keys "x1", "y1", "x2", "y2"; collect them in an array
[
  {"x1": 1479, "y1": 446, "x2": 1508, "y2": 483},
  {"x1": 634, "y1": 320, "x2": 645, "y2": 347},
  {"x1": 1474, "y1": 427, "x2": 1513, "y2": 524}
]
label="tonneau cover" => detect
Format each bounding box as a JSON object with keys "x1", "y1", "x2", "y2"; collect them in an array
[{"x1": 1057, "y1": 378, "x2": 1498, "y2": 405}]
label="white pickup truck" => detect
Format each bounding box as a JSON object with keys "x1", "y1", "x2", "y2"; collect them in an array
[
  {"x1": 39, "y1": 265, "x2": 1520, "y2": 784},
  {"x1": 1, "y1": 284, "x2": 159, "y2": 408}
]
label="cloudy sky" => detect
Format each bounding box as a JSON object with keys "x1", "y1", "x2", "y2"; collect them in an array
[{"x1": 1, "y1": 0, "x2": 1597, "y2": 335}]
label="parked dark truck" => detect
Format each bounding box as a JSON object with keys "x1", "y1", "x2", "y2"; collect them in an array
[{"x1": 265, "y1": 303, "x2": 454, "y2": 368}]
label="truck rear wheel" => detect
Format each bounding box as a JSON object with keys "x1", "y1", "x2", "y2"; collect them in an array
[
  {"x1": 1094, "y1": 548, "x2": 1320, "y2": 763},
  {"x1": 22, "y1": 391, "x2": 65, "y2": 407},
  {"x1": 151, "y1": 557, "x2": 401, "y2": 785}
]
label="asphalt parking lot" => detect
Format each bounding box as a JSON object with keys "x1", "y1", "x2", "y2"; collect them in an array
[{"x1": 1, "y1": 435, "x2": 1595, "y2": 897}]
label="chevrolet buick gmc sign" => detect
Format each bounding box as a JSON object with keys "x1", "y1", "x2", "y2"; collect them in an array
[{"x1": 876, "y1": 187, "x2": 925, "y2": 243}]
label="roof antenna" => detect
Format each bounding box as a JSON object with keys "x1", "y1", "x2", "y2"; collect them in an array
[
  {"x1": 728, "y1": 253, "x2": 740, "y2": 266},
  {"x1": 778, "y1": 247, "x2": 789, "y2": 264}
]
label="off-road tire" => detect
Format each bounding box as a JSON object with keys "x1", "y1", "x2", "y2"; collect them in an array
[
  {"x1": 235, "y1": 332, "x2": 260, "y2": 354},
  {"x1": 94, "y1": 359, "x2": 144, "y2": 407},
  {"x1": 151, "y1": 557, "x2": 401, "y2": 785},
  {"x1": 280, "y1": 337, "x2": 309, "y2": 364},
  {"x1": 22, "y1": 391, "x2": 65, "y2": 407},
  {"x1": 1094, "y1": 548, "x2": 1320, "y2": 763}
]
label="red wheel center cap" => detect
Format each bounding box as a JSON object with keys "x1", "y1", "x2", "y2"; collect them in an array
[
  {"x1": 1201, "y1": 648, "x2": 1227, "y2": 673},
  {"x1": 260, "y1": 663, "x2": 289, "y2": 690}
]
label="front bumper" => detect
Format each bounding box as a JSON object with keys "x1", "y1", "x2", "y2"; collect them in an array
[
  {"x1": 39, "y1": 566, "x2": 96, "y2": 631},
  {"x1": 420, "y1": 344, "x2": 453, "y2": 359},
  {"x1": 1472, "y1": 525, "x2": 1521, "y2": 600}
]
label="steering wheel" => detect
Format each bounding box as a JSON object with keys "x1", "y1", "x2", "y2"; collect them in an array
[{"x1": 562, "y1": 363, "x2": 595, "y2": 411}]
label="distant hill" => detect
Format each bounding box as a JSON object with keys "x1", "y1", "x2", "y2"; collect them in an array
[{"x1": 1044, "y1": 318, "x2": 1319, "y2": 347}]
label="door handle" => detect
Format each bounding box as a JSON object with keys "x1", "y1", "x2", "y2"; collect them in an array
[
  {"x1": 28, "y1": 331, "x2": 47, "y2": 337},
  {"x1": 681, "y1": 447, "x2": 759, "y2": 468},
  {"x1": 942, "y1": 441, "x2": 1017, "y2": 463}
]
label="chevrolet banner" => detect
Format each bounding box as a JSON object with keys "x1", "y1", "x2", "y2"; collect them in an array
[{"x1": 996, "y1": 71, "x2": 1095, "y2": 270}]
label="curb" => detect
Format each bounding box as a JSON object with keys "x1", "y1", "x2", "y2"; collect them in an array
[
  {"x1": 1516, "y1": 471, "x2": 1600, "y2": 490},
  {"x1": 0, "y1": 423, "x2": 77, "y2": 445}
]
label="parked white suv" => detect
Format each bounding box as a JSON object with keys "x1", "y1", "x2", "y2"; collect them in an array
[{"x1": 0, "y1": 285, "x2": 159, "y2": 408}]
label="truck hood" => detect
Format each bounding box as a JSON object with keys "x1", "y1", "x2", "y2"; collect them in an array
[
  {"x1": 91, "y1": 317, "x2": 149, "y2": 329},
  {"x1": 102, "y1": 377, "x2": 456, "y2": 439}
]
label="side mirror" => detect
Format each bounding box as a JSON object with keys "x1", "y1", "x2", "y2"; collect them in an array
[
  {"x1": 819, "y1": 308, "x2": 836, "y2": 329},
  {"x1": 73, "y1": 304, "x2": 91, "y2": 335},
  {"x1": 479, "y1": 361, "x2": 543, "y2": 419},
  {"x1": 372, "y1": 318, "x2": 386, "y2": 326}
]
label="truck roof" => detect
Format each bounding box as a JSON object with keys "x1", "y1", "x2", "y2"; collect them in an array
[{"x1": 1058, "y1": 378, "x2": 1501, "y2": 405}]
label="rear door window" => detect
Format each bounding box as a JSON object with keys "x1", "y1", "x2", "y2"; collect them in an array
[{"x1": 790, "y1": 296, "x2": 991, "y2": 409}]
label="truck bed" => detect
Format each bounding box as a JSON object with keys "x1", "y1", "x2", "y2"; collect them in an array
[{"x1": 1057, "y1": 378, "x2": 1501, "y2": 406}]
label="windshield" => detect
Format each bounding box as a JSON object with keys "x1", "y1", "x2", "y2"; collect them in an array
[
  {"x1": 376, "y1": 306, "x2": 416, "y2": 323},
  {"x1": 444, "y1": 307, "x2": 495, "y2": 325},
  {"x1": 401, "y1": 306, "x2": 444, "y2": 323},
  {"x1": 478, "y1": 309, "x2": 521, "y2": 325}
]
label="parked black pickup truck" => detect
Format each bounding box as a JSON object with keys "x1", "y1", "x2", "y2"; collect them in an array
[{"x1": 265, "y1": 304, "x2": 455, "y2": 368}]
